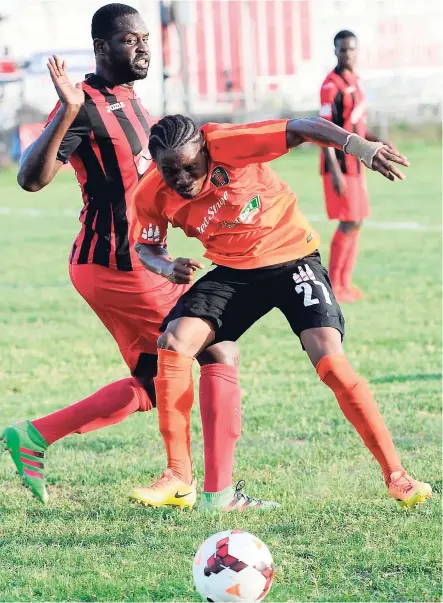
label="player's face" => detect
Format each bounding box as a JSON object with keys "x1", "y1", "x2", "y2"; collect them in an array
[
  {"x1": 100, "y1": 14, "x2": 151, "y2": 82},
  {"x1": 157, "y1": 142, "x2": 208, "y2": 199},
  {"x1": 335, "y1": 36, "x2": 357, "y2": 70}
]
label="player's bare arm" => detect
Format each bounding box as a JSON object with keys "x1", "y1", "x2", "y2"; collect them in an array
[
  {"x1": 286, "y1": 117, "x2": 409, "y2": 181},
  {"x1": 17, "y1": 56, "x2": 84, "y2": 192},
  {"x1": 323, "y1": 147, "x2": 347, "y2": 196},
  {"x1": 135, "y1": 242, "x2": 204, "y2": 285}
]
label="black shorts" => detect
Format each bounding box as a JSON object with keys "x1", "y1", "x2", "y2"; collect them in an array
[{"x1": 160, "y1": 251, "x2": 345, "y2": 345}]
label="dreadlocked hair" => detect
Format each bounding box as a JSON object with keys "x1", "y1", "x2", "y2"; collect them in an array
[{"x1": 148, "y1": 114, "x2": 202, "y2": 161}]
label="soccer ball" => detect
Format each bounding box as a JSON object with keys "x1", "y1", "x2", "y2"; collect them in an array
[{"x1": 192, "y1": 530, "x2": 274, "y2": 602}]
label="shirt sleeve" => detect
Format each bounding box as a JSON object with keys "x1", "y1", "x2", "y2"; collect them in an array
[
  {"x1": 205, "y1": 120, "x2": 289, "y2": 167},
  {"x1": 131, "y1": 175, "x2": 169, "y2": 246},
  {"x1": 45, "y1": 102, "x2": 91, "y2": 164},
  {"x1": 319, "y1": 80, "x2": 339, "y2": 122}
]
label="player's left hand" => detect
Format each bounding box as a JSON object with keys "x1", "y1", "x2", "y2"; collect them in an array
[
  {"x1": 167, "y1": 257, "x2": 204, "y2": 284},
  {"x1": 372, "y1": 145, "x2": 409, "y2": 181}
]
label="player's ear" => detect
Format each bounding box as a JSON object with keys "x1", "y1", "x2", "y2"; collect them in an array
[{"x1": 93, "y1": 38, "x2": 107, "y2": 56}]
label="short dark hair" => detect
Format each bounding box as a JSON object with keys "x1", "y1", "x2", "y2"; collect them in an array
[
  {"x1": 334, "y1": 30, "x2": 357, "y2": 46},
  {"x1": 91, "y1": 3, "x2": 139, "y2": 40},
  {"x1": 149, "y1": 115, "x2": 203, "y2": 162}
]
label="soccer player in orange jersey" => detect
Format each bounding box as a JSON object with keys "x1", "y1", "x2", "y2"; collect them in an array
[
  {"x1": 131, "y1": 114, "x2": 432, "y2": 510},
  {"x1": 1, "y1": 4, "x2": 266, "y2": 512},
  {"x1": 320, "y1": 30, "x2": 395, "y2": 302}
]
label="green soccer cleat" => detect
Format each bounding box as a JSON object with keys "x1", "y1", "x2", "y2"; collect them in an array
[
  {"x1": 198, "y1": 480, "x2": 280, "y2": 512},
  {"x1": 388, "y1": 470, "x2": 432, "y2": 509},
  {"x1": 1, "y1": 420, "x2": 49, "y2": 504}
]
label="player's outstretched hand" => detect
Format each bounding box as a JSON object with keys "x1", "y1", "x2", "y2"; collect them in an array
[
  {"x1": 47, "y1": 55, "x2": 85, "y2": 107},
  {"x1": 372, "y1": 145, "x2": 409, "y2": 181},
  {"x1": 167, "y1": 258, "x2": 204, "y2": 285}
]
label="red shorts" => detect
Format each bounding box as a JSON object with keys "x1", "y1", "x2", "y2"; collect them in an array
[
  {"x1": 69, "y1": 263, "x2": 189, "y2": 372},
  {"x1": 322, "y1": 171, "x2": 369, "y2": 222}
]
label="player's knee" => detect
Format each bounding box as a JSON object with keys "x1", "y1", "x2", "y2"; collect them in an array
[
  {"x1": 157, "y1": 330, "x2": 191, "y2": 356},
  {"x1": 317, "y1": 354, "x2": 361, "y2": 391},
  {"x1": 339, "y1": 220, "x2": 361, "y2": 233},
  {"x1": 197, "y1": 341, "x2": 239, "y2": 367}
]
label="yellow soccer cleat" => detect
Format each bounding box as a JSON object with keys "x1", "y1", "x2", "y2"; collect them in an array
[
  {"x1": 388, "y1": 471, "x2": 432, "y2": 509},
  {"x1": 128, "y1": 468, "x2": 197, "y2": 509}
]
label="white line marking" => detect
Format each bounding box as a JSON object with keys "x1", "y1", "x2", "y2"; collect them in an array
[
  {"x1": 306, "y1": 215, "x2": 441, "y2": 233},
  {"x1": 0, "y1": 208, "x2": 441, "y2": 232}
]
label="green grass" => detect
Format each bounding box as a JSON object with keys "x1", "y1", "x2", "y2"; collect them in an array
[{"x1": 0, "y1": 142, "x2": 441, "y2": 602}]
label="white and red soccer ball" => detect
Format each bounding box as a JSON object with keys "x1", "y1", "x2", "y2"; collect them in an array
[{"x1": 193, "y1": 530, "x2": 274, "y2": 602}]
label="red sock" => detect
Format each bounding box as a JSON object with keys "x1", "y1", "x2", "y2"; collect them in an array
[
  {"x1": 317, "y1": 354, "x2": 403, "y2": 483},
  {"x1": 341, "y1": 229, "x2": 360, "y2": 290},
  {"x1": 155, "y1": 349, "x2": 195, "y2": 484},
  {"x1": 32, "y1": 378, "x2": 152, "y2": 445},
  {"x1": 329, "y1": 229, "x2": 352, "y2": 291},
  {"x1": 199, "y1": 364, "x2": 241, "y2": 492}
]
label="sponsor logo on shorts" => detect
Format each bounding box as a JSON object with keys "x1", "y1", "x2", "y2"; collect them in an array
[
  {"x1": 210, "y1": 166, "x2": 230, "y2": 187},
  {"x1": 141, "y1": 223, "x2": 161, "y2": 242},
  {"x1": 220, "y1": 195, "x2": 261, "y2": 229},
  {"x1": 292, "y1": 264, "x2": 316, "y2": 284}
]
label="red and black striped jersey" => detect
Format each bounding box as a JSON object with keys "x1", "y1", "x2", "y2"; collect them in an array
[
  {"x1": 46, "y1": 73, "x2": 154, "y2": 271},
  {"x1": 319, "y1": 67, "x2": 367, "y2": 175}
]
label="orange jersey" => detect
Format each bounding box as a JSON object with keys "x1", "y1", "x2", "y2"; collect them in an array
[{"x1": 132, "y1": 120, "x2": 319, "y2": 269}]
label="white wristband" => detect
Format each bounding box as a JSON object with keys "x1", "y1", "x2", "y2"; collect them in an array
[{"x1": 343, "y1": 133, "x2": 384, "y2": 169}]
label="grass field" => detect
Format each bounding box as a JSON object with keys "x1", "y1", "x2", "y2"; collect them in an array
[{"x1": 0, "y1": 141, "x2": 441, "y2": 602}]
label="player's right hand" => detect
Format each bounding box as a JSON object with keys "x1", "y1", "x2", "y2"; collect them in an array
[
  {"x1": 47, "y1": 55, "x2": 85, "y2": 108},
  {"x1": 372, "y1": 146, "x2": 409, "y2": 181},
  {"x1": 331, "y1": 170, "x2": 347, "y2": 197},
  {"x1": 166, "y1": 258, "x2": 204, "y2": 285}
]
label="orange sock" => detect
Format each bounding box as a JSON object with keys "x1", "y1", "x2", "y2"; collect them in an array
[
  {"x1": 316, "y1": 354, "x2": 403, "y2": 483},
  {"x1": 341, "y1": 230, "x2": 360, "y2": 290},
  {"x1": 329, "y1": 229, "x2": 352, "y2": 292},
  {"x1": 155, "y1": 349, "x2": 195, "y2": 485},
  {"x1": 32, "y1": 378, "x2": 152, "y2": 444}
]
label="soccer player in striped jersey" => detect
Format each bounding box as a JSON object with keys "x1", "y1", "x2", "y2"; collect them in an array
[
  {"x1": 1, "y1": 4, "x2": 269, "y2": 512},
  {"x1": 131, "y1": 114, "x2": 432, "y2": 510},
  {"x1": 320, "y1": 30, "x2": 395, "y2": 302}
]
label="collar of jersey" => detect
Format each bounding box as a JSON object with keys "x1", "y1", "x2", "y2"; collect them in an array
[{"x1": 85, "y1": 73, "x2": 137, "y2": 98}]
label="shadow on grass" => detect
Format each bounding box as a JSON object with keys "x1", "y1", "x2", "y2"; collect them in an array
[{"x1": 370, "y1": 373, "x2": 442, "y2": 385}]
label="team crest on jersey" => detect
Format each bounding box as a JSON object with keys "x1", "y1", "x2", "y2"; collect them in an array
[{"x1": 210, "y1": 166, "x2": 230, "y2": 187}]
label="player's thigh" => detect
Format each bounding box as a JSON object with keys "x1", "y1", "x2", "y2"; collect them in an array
[
  {"x1": 160, "y1": 266, "x2": 272, "y2": 345},
  {"x1": 69, "y1": 263, "x2": 188, "y2": 372},
  {"x1": 275, "y1": 252, "x2": 345, "y2": 348},
  {"x1": 300, "y1": 327, "x2": 344, "y2": 368}
]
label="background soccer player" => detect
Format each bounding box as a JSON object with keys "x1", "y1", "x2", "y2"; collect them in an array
[
  {"x1": 132, "y1": 113, "x2": 432, "y2": 509},
  {"x1": 1, "y1": 3, "x2": 261, "y2": 513},
  {"x1": 320, "y1": 30, "x2": 394, "y2": 302}
]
